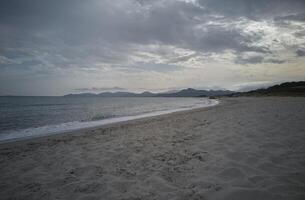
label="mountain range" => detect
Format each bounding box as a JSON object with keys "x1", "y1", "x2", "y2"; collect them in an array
[
  {"x1": 64, "y1": 88, "x2": 234, "y2": 97},
  {"x1": 227, "y1": 81, "x2": 305, "y2": 97}
]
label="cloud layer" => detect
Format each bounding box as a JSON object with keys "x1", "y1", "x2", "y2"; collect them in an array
[{"x1": 0, "y1": 0, "x2": 305, "y2": 95}]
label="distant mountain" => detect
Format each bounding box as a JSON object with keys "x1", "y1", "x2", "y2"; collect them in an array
[
  {"x1": 98, "y1": 92, "x2": 136, "y2": 97},
  {"x1": 64, "y1": 93, "x2": 97, "y2": 97},
  {"x1": 64, "y1": 88, "x2": 234, "y2": 97},
  {"x1": 155, "y1": 88, "x2": 233, "y2": 97},
  {"x1": 138, "y1": 91, "x2": 155, "y2": 97},
  {"x1": 64, "y1": 91, "x2": 154, "y2": 97},
  {"x1": 227, "y1": 81, "x2": 305, "y2": 97}
]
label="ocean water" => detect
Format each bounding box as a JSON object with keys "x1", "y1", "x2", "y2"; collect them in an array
[{"x1": 0, "y1": 96, "x2": 218, "y2": 142}]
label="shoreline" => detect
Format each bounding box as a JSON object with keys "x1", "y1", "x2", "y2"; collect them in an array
[
  {"x1": 0, "y1": 99, "x2": 221, "y2": 145},
  {"x1": 0, "y1": 98, "x2": 219, "y2": 144},
  {"x1": 1, "y1": 97, "x2": 304, "y2": 200}
]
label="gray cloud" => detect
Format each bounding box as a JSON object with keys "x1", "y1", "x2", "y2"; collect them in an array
[
  {"x1": 235, "y1": 54, "x2": 286, "y2": 65},
  {"x1": 191, "y1": 25, "x2": 270, "y2": 53},
  {"x1": 0, "y1": 0, "x2": 305, "y2": 95},
  {"x1": 295, "y1": 30, "x2": 305, "y2": 38},
  {"x1": 0, "y1": 0, "x2": 272, "y2": 56},
  {"x1": 275, "y1": 13, "x2": 305, "y2": 22},
  {"x1": 235, "y1": 55, "x2": 264, "y2": 65},
  {"x1": 75, "y1": 87, "x2": 127, "y2": 93},
  {"x1": 168, "y1": 53, "x2": 198, "y2": 64},
  {"x1": 265, "y1": 59, "x2": 286, "y2": 64},
  {"x1": 198, "y1": 0, "x2": 305, "y2": 19},
  {"x1": 296, "y1": 48, "x2": 305, "y2": 57}
]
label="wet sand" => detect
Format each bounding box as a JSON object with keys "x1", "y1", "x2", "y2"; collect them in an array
[{"x1": 0, "y1": 97, "x2": 305, "y2": 200}]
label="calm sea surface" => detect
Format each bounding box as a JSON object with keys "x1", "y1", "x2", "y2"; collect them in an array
[{"x1": 0, "y1": 96, "x2": 217, "y2": 142}]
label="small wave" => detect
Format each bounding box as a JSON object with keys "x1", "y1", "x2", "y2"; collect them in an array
[
  {"x1": 0, "y1": 99, "x2": 219, "y2": 143},
  {"x1": 25, "y1": 103, "x2": 68, "y2": 107},
  {"x1": 3, "y1": 103, "x2": 68, "y2": 108},
  {"x1": 91, "y1": 114, "x2": 116, "y2": 121}
]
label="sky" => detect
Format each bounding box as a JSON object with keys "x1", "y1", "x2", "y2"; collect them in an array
[{"x1": 0, "y1": 0, "x2": 305, "y2": 95}]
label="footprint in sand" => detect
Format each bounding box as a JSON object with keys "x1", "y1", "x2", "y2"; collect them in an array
[{"x1": 191, "y1": 151, "x2": 208, "y2": 162}]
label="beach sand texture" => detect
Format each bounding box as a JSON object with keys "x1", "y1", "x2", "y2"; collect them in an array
[{"x1": 0, "y1": 97, "x2": 305, "y2": 200}]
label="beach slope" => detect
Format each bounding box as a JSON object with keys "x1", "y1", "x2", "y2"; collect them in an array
[{"x1": 0, "y1": 97, "x2": 305, "y2": 200}]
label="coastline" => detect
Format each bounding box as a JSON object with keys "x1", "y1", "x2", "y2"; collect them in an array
[
  {"x1": 1, "y1": 97, "x2": 305, "y2": 200},
  {"x1": 0, "y1": 98, "x2": 219, "y2": 144}
]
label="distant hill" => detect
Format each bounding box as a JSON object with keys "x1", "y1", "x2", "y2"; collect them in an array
[
  {"x1": 64, "y1": 93, "x2": 97, "y2": 97},
  {"x1": 155, "y1": 88, "x2": 233, "y2": 97},
  {"x1": 64, "y1": 91, "x2": 155, "y2": 97},
  {"x1": 64, "y1": 88, "x2": 234, "y2": 97},
  {"x1": 227, "y1": 81, "x2": 305, "y2": 97}
]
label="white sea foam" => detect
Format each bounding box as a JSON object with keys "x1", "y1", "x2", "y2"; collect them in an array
[{"x1": 0, "y1": 99, "x2": 218, "y2": 143}]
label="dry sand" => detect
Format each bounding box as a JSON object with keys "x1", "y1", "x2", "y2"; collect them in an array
[{"x1": 0, "y1": 97, "x2": 305, "y2": 200}]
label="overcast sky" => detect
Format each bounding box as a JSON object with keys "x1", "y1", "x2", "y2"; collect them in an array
[{"x1": 1, "y1": 0, "x2": 305, "y2": 95}]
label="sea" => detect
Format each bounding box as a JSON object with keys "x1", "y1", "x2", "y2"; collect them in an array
[{"x1": 0, "y1": 96, "x2": 218, "y2": 142}]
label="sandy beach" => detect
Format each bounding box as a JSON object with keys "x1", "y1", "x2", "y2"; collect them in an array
[{"x1": 0, "y1": 97, "x2": 305, "y2": 200}]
